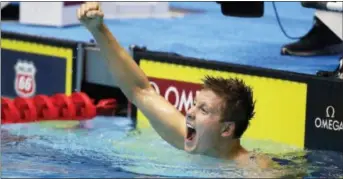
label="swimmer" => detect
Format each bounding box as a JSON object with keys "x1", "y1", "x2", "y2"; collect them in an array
[
  {"x1": 77, "y1": 2, "x2": 294, "y2": 177},
  {"x1": 1, "y1": 129, "x2": 28, "y2": 144},
  {"x1": 69, "y1": 121, "x2": 93, "y2": 130},
  {"x1": 53, "y1": 120, "x2": 93, "y2": 131}
]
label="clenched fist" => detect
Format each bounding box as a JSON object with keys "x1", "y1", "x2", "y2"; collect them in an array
[{"x1": 77, "y1": 2, "x2": 104, "y2": 31}]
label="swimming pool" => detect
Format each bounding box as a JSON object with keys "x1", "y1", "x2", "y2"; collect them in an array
[
  {"x1": 1, "y1": 2, "x2": 342, "y2": 178},
  {"x1": 2, "y1": 116, "x2": 343, "y2": 178}
]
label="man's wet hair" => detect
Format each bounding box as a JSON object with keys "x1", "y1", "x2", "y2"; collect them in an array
[{"x1": 202, "y1": 75, "x2": 256, "y2": 138}]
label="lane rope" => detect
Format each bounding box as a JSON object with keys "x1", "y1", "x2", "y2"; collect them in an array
[{"x1": 1, "y1": 92, "x2": 117, "y2": 124}]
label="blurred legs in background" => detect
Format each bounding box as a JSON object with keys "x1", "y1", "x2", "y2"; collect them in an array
[
  {"x1": 281, "y1": 2, "x2": 343, "y2": 57},
  {"x1": 339, "y1": 56, "x2": 343, "y2": 79}
]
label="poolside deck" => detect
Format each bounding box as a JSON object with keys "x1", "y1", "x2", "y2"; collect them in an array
[{"x1": 1, "y1": 2, "x2": 341, "y2": 75}]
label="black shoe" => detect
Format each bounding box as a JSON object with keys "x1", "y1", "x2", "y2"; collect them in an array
[
  {"x1": 281, "y1": 17, "x2": 343, "y2": 56},
  {"x1": 316, "y1": 56, "x2": 343, "y2": 79},
  {"x1": 339, "y1": 56, "x2": 343, "y2": 79}
]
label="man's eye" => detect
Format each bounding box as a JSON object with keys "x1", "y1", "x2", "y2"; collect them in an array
[{"x1": 201, "y1": 107, "x2": 208, "y2": 114}]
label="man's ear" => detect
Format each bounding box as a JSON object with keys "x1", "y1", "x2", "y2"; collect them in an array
[{"x1": 221, "y1": 122, "x2": 235, "y2": 137}]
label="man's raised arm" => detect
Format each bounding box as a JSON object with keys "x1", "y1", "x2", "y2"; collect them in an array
[{"x1": 77, "y1": 2, "x2": 186, "y2": 149}]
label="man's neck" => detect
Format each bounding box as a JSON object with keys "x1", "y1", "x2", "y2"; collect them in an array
[
  {"x1": 223, "y1": 139, "x2": 248, "y2": 160},
  {"x1": 205, "y1": 139, "x2": 248, "y2": 160}
]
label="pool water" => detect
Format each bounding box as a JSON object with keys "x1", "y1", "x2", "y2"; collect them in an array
[
  {"x1": 2, "y1": 2, "x2": 342, "y2": 178},
  {"x1": 2, "y1": 117, "x2": 343, "y2": 178}
]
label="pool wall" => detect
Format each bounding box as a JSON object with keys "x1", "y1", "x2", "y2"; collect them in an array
[{"x1": 1, "y1": 28, "x2": 343, "y2": 154}]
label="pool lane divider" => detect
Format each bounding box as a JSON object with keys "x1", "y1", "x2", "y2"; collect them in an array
[{"x1": 1, "y1": 92, "x2": 117, "y2": 124}]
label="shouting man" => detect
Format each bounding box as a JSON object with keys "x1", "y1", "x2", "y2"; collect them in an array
[{"x1": 77, "y1": 2, "x2": 282, "y2": 174}]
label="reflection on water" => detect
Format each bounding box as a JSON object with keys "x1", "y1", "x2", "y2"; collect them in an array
[{"x1": 1, "y1": 117, "x2": 343, "y2": 178}]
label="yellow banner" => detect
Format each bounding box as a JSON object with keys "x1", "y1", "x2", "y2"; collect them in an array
[{"x1": 137, "y1": 59, "x2": 308, "y2": 148}]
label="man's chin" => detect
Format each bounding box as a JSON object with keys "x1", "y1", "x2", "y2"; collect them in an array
[
  {"x1": 185, "y1": 148, "x2": 197, "y2": 154},
  {"x1": 184, "y1": 142, "x2": 197, "y2": 153}
]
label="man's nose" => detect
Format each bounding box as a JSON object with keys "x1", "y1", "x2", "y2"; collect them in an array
[{"x1": 186, "y1": 106, "x2": 195, "y2": 120}]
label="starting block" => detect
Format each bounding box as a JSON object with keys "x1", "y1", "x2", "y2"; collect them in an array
[
  {"x1": 19, "y1": 2, "x2": 174, "y2": 27},
  {"x1": 19, "y1": 2, "x2": 82, "y2": 27},
  {"x1": 315, "y1": 9, "x2": 343, "y2": 40},
  {"x1": 101, "y1": 2, "x2": 171, "y2": 19}
]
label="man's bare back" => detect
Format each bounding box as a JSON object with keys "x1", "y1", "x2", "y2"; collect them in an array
[{"x1": 1, "y1": 129, "x2": 28, "y2": 144}]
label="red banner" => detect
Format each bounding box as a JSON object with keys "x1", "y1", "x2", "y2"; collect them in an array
[{"x1": 149, "y1": 77, "x2": 202, "y2": 115}]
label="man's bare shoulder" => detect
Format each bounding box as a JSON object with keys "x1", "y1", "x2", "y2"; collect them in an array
[
  {"x1": 236, "y1": 151, "x2": 274, "y2": 168},
  {"x1": 252, "y1": 152, "x2": 275, "y2": 169},
  {"x1": 235, "y1": 151, "x2": 292, "y2": 177}
]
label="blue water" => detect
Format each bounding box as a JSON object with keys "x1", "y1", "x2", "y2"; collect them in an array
[
  {"x1": 2, "y1": 2, "x2": 341, "y2": 75},
  {"x1": 2, "y1": 117, "x2": 343, "y2": 178}
]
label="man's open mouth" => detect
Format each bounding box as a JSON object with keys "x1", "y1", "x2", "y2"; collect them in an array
[{"x1": 186, "y1": 123, "x2": 196, "y2": 141}]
